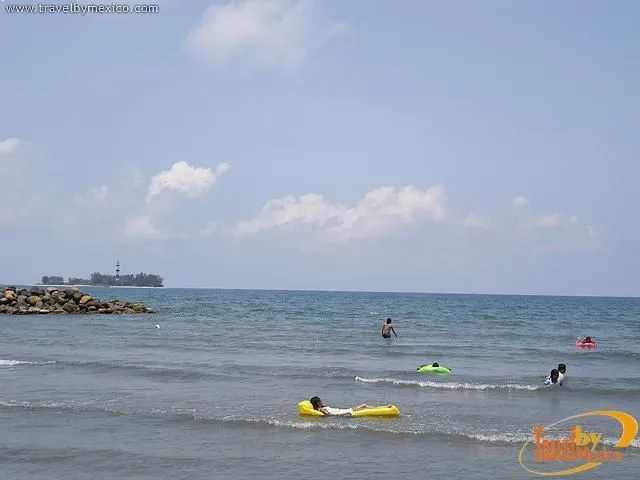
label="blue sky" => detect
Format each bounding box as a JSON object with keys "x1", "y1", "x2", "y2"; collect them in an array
[{"x1": 1, "y1": 0, "x2": 638, "y2": 295}]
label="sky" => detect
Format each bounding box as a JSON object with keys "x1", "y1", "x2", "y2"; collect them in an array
[{"x1": 1, "y1": 0, "x2": 638, "y2": 295}]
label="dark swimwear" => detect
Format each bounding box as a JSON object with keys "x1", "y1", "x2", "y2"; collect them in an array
[{"x1": 382, "y1": 332, "x2": 391, "y2": 339}]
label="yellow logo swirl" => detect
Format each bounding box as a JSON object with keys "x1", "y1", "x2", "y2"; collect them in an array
[{"x1": 518, "y1": 410, "x2": 638, "y2": 476}]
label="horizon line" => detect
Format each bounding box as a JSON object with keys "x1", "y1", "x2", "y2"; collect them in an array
[{"x1": 2, "y1": 283, "x2": 638, "y2": 300}]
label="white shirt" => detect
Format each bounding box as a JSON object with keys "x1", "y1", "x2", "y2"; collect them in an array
[
  {"x1": 544, "y1": 376, "x2": 563, "y2": 386},
  {"x1": 322, "y1": 407, "x2": 353, "y2": 415}
]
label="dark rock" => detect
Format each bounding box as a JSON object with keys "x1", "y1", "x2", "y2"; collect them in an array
[
  {"x1": 72, "y1": 292, "x2": 83, "y2": 304},
  {"x1": 30, "y1": 287, "x2": 45, "y2": 296},
  {"x1": 86, "y1": 299, "x2": 102, "y2": 308},
  {"x1": 6, "y1": 286, "x2": 16, "y2": 292},
  {"x1": 46, "y1": 287, "x2": 59, "y2": 294},
  {"x1": 62, "y1": 301, "x2": 77, "y2": 313}
]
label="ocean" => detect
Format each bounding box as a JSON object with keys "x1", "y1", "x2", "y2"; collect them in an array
[{"x1": 1, "y1": 288, "x2": 639, "y2": 480}]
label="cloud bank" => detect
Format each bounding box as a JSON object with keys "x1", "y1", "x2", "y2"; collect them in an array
[
  {"x1": 235, "y1": 185, "x2": 447, "y2": 242},
  {"x1": 0, "y1": 136, "x2": 601, "y2": 262},
  {"x1": 235, "y1": 188, "x2": 599, "y2": 255}
]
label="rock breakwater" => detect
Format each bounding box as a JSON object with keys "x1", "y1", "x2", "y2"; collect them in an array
[{"x1": 0, "y1": 286, "x2": 155, "y2": 315}]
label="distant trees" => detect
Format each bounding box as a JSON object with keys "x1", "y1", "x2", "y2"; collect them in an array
[
  {"x1": 87, "y1": 272, "x2": 164, "y2": 287},
  {"x1": 39, "y1": 272, "x2": 164, "y2": 287},
  {"x1": 41, "y1": 275, "x2": 64, "y2": 285}
]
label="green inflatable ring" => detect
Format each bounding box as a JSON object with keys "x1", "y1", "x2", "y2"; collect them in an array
[{"x1": 416, "y1": 364, "x2": 452, "y2": 374}]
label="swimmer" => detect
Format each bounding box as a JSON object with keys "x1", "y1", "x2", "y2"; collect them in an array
[
  {"x1": 381, "y1": 318, "x2": 397, "y2": 339},
  {"x1": 417, "y1": 362, "x2": 441, "y2": 368},
  {"x1": 557, "y1": 363, "x2": 566, "y2": 384},
  {"x1": 309, "y1": 397, "x2": 373, "y2": 416},
  {"x1": 544, "y1": 368, "x2": 562, "y2": 386}
]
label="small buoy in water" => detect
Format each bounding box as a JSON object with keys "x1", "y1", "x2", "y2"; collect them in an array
[{"x1": 155, "y1": 324, "x2": 160, "y2": 329}]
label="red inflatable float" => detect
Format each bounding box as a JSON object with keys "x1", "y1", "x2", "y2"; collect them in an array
[{"x1": 576, "y1": 336, "x2": 597, "y2": 349}]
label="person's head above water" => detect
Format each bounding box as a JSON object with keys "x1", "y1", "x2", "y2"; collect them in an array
[
  {"x1": 558, "y1": 363, "x2": 566, "y2": 374},
  {"x1": 432, "y1": 362, "x2": 439, "y2": 367},
  {"x1": 386, "y1": 318, "x2": 392, "y2": 324},
  {"x1": 310, "y1": 396, "x2": 323, "y2": 410},
  {"x1": 549, "y1": 369, "x2": 559, "y2": 382},
  {"x1": 585, "y1": 336, "x2": 592, "y2": 343}
]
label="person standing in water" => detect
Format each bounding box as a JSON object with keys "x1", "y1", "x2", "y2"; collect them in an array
[
  {"x1": 544, "y1": 368, "x2": 563, "y2": 386},
  {"x1": 381, "y1": 318, "x2": 397, "y2": 339},
  {"x1": 557, "y1": 363, "x2": 567, "y2": 385}
]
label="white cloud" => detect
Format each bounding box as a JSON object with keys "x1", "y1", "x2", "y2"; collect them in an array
[
  {"x1": 124, "y1": 215, "x2": 170, "y2": 241},
  {"x1": 146, "y1": 161, "x2": 231, "y2": 202},
  {"x1": 512, "y1": 196, "x2": 531, "y2": 208},
  {"x1": 64, "y1": 161, "x2": 229, "y2": 242},
  {"x1": 0, "y1": 137, "x2": 20, "y2": 155},
  {"x1": 512, "y1": 197, "x2": 591, "y2": 232},
  {"x1": 184, "y1": 0, "x2": 346, "y2": 70},
  {"x1": 236, "y1": 185, "x2": 447, "y2": 242},
  {"x1": 505, "y1": 196, "x2": 602, "y2": 253},
  {"x1": 234, "y1": 185, "x2": 600, "y2": 256},
  {"x1": 463, "y1": 213, "x2": 490, "y2": 229}
]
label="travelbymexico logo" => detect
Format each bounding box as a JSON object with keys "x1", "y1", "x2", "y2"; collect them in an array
[{"x1": 518, "y1": 410, "x2": 638, "y2": 476}]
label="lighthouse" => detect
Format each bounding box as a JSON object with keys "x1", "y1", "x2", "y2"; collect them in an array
[{"x1": 115, "y1": 260, "x2": 120, "y2": 283}]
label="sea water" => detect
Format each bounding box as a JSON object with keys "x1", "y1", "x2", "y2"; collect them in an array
[{"x1": 1, "y1": 288, "x2": 639, "y2": 480}]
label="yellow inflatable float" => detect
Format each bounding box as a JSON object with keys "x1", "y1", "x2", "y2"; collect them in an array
[{"x1": 298, "y1": 400, "x2": 400, "y2": 417}]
